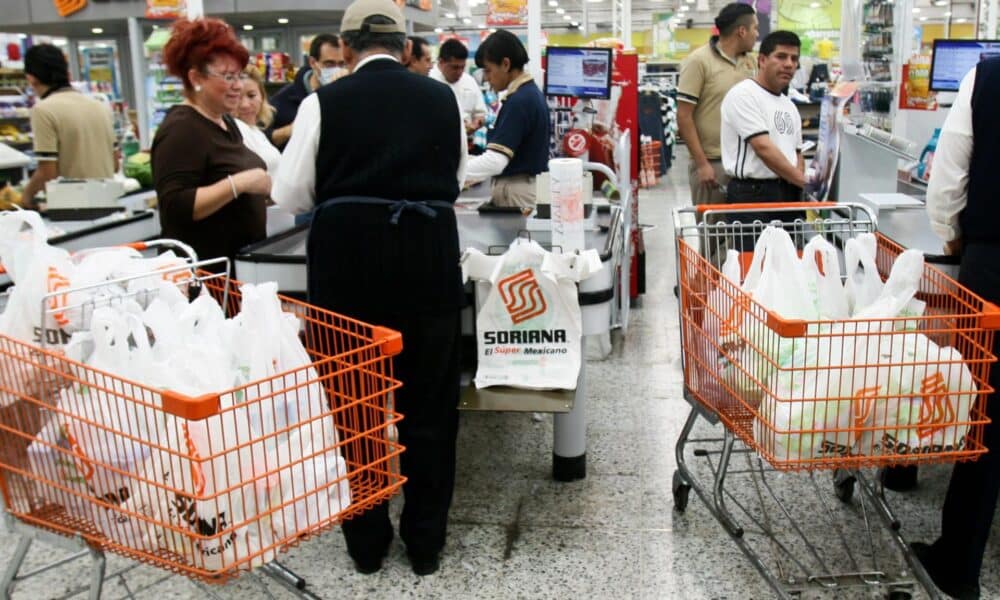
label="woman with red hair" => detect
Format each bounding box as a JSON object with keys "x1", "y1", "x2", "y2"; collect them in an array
[{"x1": 151, "y1": 17, "x2": 271, "y2": 269}]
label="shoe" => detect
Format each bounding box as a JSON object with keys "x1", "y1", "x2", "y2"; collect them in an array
[
  {"x1": 408, "y1": 552, "x2": 440, "y2": 576},
  {"x1": 350, "y1": 534, "x2": 393, "y2": 575},
  {"x1": 911, "y1": 542, "x2": 981, "y2": 599},
  {"x1": 881, "y1": 465, "x2": 919, "y2": 492}
]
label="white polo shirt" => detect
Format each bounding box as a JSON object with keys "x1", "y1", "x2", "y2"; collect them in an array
[
  {"x1": 721, "y1": 79, "x2": 802, "y2": 180},
  {"x1": 430, "y1": 67, "x2": 487, "y2": 125}
]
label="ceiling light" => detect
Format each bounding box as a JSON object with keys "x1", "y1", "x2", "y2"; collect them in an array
[
  {"x1": 679, "y1": 5, "x2": 689, "y2": 11},
  {"x1": 957, "y1": 17, "x2": 968, "y2": 22},
  {"x1": 563, "y1": 14, "x2": 572, "y2": 19},
  {"x1": 434, "y1": 27, "x2": 444, "y2": 32},
  {"x1": 277, "y1": 17, "x2": 290, "y2": 24},
  {"x1": 462, "y1": 17, "x2": 471, "y2": 23},
  {"x1": 686, "y1": 0, "x2": 695, "y2": 3},
  {"x1": 571, "y1": 20, "x2": 579, "y2": 25},
  {"x1": 91, "y1": 27, "x2": 104, "y2": 34},
  {"x1": 548, "y1": 0, "x2": 559, "y2": 5},
  {"x1": 556, "y1": 7, "x2": 565, "y2": 13},
  {"x1": 809, "y1": 1, "x2": 820, "y2": 7},
  {"x1": 912, "y1": 7, "x2": 920, "y2": 12},
  {"x1": 243, "y1": 24, "x2": 254, "y2": 30},
  {"x1": 445, "y1": 11, "x2": 456, "y2": 18},
  {"x1": 490, "y1": 28, "x2": 497, "y2": 32},
  {"x1": 53, "y1": 39, "x2": 67, "y2": 46},
  {"x1": 152, "y1": 25, "x2": 159, "y2": 29},
  {"x1": 478, "y1": 23, "x2": 486, "y2": 28},
  {"x1": 934, "y1": 0, "x2": 948, "y2": 5},
  {"x1": 920, "y1": 16, "x2": 928, "y2": 20},
  {"x1": 944, "y1": 11, "x2": 952, "y2": 16}
]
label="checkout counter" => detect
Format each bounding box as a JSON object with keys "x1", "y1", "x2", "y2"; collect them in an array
[{"x1": 235, "y1": 163, "x2": 634, "y2": 482}]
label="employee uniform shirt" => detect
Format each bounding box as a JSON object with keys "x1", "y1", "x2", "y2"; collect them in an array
[
  {"x1": 677, "y1": 40, "x2": 756, "y2": 160},
  {"x1": 927, "y1": 67, "x2": 975, "y2": 242},
  {"x1": 430, "y1": 67, "x2": 487, "y2": 125},
  {"x1": 721, "y1": 79, "x2": 802, "y2": 180},
  {"x1": 31, "y1": 87, "x2": 115, "y2": 179},
  {"x1": 273, "y1": 55, "x2": 467, "y2": 215},
  {"x1": 486, "y1": 73, "x2": 550, "y2": 178}
]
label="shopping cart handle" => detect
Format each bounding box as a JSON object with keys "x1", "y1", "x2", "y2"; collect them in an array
[
  {"x1": 695, "y1": 202, "x2": 839, "y2": 213},
  {"x1": 372, "y1": 326, "x2": 403, "y2": 357}
]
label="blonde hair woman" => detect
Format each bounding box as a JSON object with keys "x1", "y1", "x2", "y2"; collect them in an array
[{"x1": 233, "y1": 65, "x2": 280, "y2": 175}]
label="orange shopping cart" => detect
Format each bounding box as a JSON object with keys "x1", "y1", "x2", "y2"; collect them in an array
[
  {"x1": 671, "y1": 203, "x2": 1000, "y2": 599},
  {"x1": 0, "y1": 241, "x2": 405, "y2": 598}
]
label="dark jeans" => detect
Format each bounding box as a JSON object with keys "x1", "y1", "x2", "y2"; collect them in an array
[
  {"x1": 340, "y1": 310, "x2": 462, "y2": 562},
  {"x1": 724, "y1": 177, "x2": 804, "y2": 251},
  {"x1": 929, "y1": 242, "x2": 1000, "y2": 587}
]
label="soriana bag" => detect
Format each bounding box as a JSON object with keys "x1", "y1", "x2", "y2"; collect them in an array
[{"x1": 462, "y1": 239, "x2": 602, "y2": 390}]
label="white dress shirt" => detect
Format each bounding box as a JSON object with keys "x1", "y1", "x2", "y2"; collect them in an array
[
  {"x1": 272, "y1": 54, "x2": 468, "y2": 215},
  {"x1": 430, "y1": 67, "x2": 487, "y2": 125},
  {"x1": 927, "y1": 68, "x2": 976, "y2": 243},
  {"x1": 234, "y1": 118, "x2": 280, "y2": 176}
]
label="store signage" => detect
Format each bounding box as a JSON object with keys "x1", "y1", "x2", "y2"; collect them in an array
[
  {"x1": 487, "y1": 0, "x2": 527, "y2": 26},
  {"x1": 53, "y1": 0, "x2": 87, "y2": 17},
  {"x1": 145, "y1": 0, "x2": 186, "y2": 19}
]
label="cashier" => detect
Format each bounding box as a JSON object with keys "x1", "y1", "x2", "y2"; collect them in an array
[
  {"x1": 21, "y1": 44, "x2": 116, "y2": 208},
  {"x1": 464, "y1": 30, "x2": 550, "y2": 208}
]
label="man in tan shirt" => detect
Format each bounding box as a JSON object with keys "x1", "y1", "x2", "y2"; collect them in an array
[
  {"x1": 22, "y1": 44, "x2": 116, "y2": 207},
  {"x1": 677, "y1": 3, "x2": 758, "y2": 207}
]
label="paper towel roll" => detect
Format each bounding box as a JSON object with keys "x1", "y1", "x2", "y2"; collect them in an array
[{"x1": 549, "y1": 158, "x2": 585, "y2": 252}]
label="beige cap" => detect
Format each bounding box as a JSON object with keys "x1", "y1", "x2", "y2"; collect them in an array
[{"x1": 341, "y1": 0, "x2": 407, "y2": 33}]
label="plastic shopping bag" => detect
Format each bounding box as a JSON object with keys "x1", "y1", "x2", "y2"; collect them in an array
[
  {"x1": 463, "y1": 239, "x2": 603, "y2": 390},
  {"x1": 801, "y1": 235, "x2": 849, "y2": 320},
  {"x1": 844, "y1": 233, "x2": 882, "y2": 316}
]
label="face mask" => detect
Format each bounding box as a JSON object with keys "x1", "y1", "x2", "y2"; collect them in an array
[{"x1": 318, "y1": 66, "x2": 346, "y2": 85}]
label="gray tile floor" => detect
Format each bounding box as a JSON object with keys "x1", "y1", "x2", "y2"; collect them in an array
[{"x1": 2, "y1": 155, "x2": 999, "y2": 599}]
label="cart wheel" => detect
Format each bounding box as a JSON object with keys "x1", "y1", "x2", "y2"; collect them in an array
[
  {"x1": 673, "y1": 471, "x2": 691, "y2": 513},
  {"x1": 834, "y1": 474, "x2": 856, "y2": 503}
]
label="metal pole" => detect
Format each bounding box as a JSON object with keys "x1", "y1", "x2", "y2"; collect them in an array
[
  {"x1": 528, "y1": 0, "x2": 543, "y2": 80},
  {"x1": 553, "y1": 342, "x2": 587, "y2": 481},
  {"x1": 622, "y1": 0, "x2": 632, "y2": 48},
  {"x1": 612, "y1": 0, "x2": 618, "y2": 40},
  {"x1": 583, "y1": 1, "x2": 589, "y2": 36},
  {"x1": 989, "y1": 0, "x2": 998, "y2": 38},
  {"x1": 126, "y1": 18, "x2": 151, "y2": 149}
]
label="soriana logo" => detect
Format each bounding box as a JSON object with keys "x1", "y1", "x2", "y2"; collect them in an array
[
  {"x1": 498, "y1": 269, "x2": 547, "y2": 325},
  {"x1": 917, "y1": 372, "x2": 955, "y2": 439}
]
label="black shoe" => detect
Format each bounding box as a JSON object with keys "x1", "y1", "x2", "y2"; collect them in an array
[
  {"x1": 911, "y1": 542, "x2": 981, "y2": 600},
  {"x1": 350, "y1": 534, "x2": 393, "y2": 575},
  {"x1": 408, "y1": 552, "x2": 440, "y2": 576},
  {"x1": 881, "y1": 465, "x2": 919, "y2": 492}
]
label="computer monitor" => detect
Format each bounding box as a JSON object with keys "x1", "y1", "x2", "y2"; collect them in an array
[
  {"x1": 930, "y1": 39, "x2": 1000, "y2": 91},
  {"x1": 544, "y1": 47, "x2": 613, "y2": 100}
]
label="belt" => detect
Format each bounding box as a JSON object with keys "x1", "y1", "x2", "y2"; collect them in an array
[
  {"x1": 730, "y1": 177, "x2": 781, "y2": 184},
  {"x1": 325, "y1": 198, "x2": 453, "y2": 225}
]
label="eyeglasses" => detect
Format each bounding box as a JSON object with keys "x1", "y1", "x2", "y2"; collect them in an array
[{"x1": 203, "y1": 69, "x2": 243, "y2": 84}]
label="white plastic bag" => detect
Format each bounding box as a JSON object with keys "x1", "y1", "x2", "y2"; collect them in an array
[
  {"x1": 844, "y1": 233, "x2": 882, "y2": 316},
  {"x1": 801, "y1": 235, "x2": 849, "y2": 319}
]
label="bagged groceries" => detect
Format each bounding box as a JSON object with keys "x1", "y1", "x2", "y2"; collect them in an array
[
  {"x1": 462, "y1": 239, "x2": 603, "y2": 390},
  {"x1": 21, "y1": 280, "x2": 351, "y2": 571},
  {"x1": 697, "y1": 226, "x2": 979, "y2": 461}
]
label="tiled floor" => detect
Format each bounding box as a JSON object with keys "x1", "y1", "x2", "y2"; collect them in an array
[{"x1": 2, "y1": 155, "x2": 999, "y2": 599}]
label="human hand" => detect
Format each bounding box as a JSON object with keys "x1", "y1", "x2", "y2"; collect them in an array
[
  {"x1": 233, "y1": 168, "x2": 271, "y2": 196},
  {"x1": 696, "y1": 162, "x2": 717, "y2": 187}
]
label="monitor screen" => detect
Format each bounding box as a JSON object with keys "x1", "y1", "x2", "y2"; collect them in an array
[
  {"x1": 544, "y1": 47, "x2": 613, "y2": 100},
  {"x1": 930, "y1": 39, "x2": 1000, "y2": 91}
]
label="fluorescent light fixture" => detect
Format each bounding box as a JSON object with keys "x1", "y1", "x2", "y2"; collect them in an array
[
  {"x1": 243, "y1": 24, "x2": 254, "y2": 30},
  {"x1": 679, "y1": 5, "x2": 689, "y2": 11},
  {"x1": 91, "y1": 27, "x2": 104, "y2": 34},
  {"x1": 944, "y1": 11, "x2": 952, "y2": 16},
  {"x1": 462, "y1": 17, "x2": 471, "y2": 23},
  {"x1": 478, "y1": 23, "x2": 486, "y2": 28},
  {"x1": 445, "y1": 11, "x2": 456, "y2": 18},
  {"x1": 277, "y1": 17, "x2": 290, "y2": 24},
  {"x1": 920, "y1": 16, "x2": 928, "y2": 20},
  {"x1": 956, "y1": 17, "x2": 968, "y2": 22},
  {"x1": 53, "y1": 39, "x2": 67, "y2": 46},
  {"x1": 563, "y1": 14, "x2": 572, "y2": 19},
  {"x1": 587, "y1": 0, "x2": 602, "y2": 3},
  {"x1": 934, "y1": 0, "x2": 948, "y2": 5},
  {"x1": 571, "y1": 20, "x2": 579, "y2": 25},
  {"x1": 556, "y1": 7, "x2": 565, "y2": 13},
  {"x1": 434, "y1": 27, "x2": 444, "y2": 32},
  {"x1": 809, "y1": 1, "x2": 820, "y2": 7},
  {"x1": 577, "y1": 24, "x2": 584, "y2": 29},
  {"x1": 911, "y1": 7, "x2": 920, "y2": 12},
  {"x1": 548, "y1": 0, "x2": 559, "y2": 5}
]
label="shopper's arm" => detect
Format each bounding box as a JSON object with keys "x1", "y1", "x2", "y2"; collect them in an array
[
  {"x1": 748, "y1": 135, "x2": 807, "y2": 188},
  {"x1": 21, "y1": 160, "x2": 58, "y2": 207},
  {"x1": 676, "y1": 102, "x2": 712, "y2": 176},
  {"x1": 272, "y1": 95, "x2": 320, "y2": 214},
  {"x1": 797, "y1": 151, "x2": 805, "y2": 173},
  {"x1": 677, "y1": 58, "x2": 716, "y2": 187},
  {"x1": 270, "y1": 124, "x2": 293, "y2": 148},
  {"x1": 927, "y1": 68, "x2": 975, "y2": 254}
]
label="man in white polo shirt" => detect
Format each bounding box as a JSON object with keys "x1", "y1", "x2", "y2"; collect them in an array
[{"x1": 721, "y1": 30, "x2": 806, "y2": 223}]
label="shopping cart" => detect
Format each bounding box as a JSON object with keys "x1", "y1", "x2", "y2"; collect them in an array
[
  {"x1": 671, "y1": 203, "x2": 1000, "y2": 599},
  {"x1": 0, "y1": 240, "x2": 406, "y2": 598}
]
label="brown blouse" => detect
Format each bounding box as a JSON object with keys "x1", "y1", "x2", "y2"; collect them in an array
[{"x1": 152, "y1": 105, "x2": 267, "y2": 268}]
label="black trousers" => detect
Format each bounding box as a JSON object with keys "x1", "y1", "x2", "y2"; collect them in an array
[
  {"x1": 725, "y1": 177, "x2": 804, "y2": 250},
  {"x1": 930, "y1": 242, "x2": 1000, "y2": 586}
]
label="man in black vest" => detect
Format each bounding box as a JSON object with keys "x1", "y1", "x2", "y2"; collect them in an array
[
  {"x1": 920, "y1": 56, "x2": 1000, "y2": 600},
  {"x1": 271, "y1": 0, "x2": 466, "y2": 577}
]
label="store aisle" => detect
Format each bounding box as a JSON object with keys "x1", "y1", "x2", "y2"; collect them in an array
[{"x1": 1, "y1": 156, "x2": 999, "y2": 599}]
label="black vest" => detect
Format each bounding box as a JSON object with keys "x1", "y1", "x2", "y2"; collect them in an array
[
  {"x1": 314, "y1": 59, "x2": 462, "y2": 203},
  {"x1": 961, "y1": 57, "x2": 1000, "y2": 244}
]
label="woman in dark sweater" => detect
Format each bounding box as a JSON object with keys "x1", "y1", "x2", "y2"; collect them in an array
[{"x1": 152, "y1": 18, "x2": 271, "y2": 270}]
